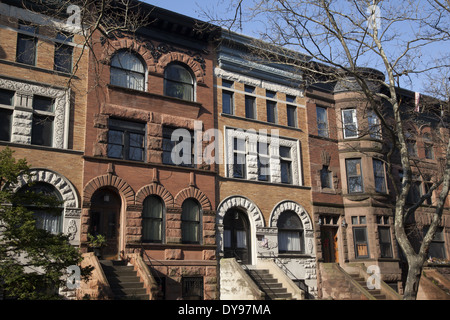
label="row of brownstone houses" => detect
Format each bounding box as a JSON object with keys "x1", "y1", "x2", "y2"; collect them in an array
[{"x1": 0, "y1": 0, "x2": 449, "y2": 300}]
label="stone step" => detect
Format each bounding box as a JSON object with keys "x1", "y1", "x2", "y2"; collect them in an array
[{"x1": 100, "y1": 260, "x2": 149, "y2": 300}]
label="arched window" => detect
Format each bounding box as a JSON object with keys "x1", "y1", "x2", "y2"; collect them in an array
[
  {"x1": 277, "y1": 211, "x2": 304, "y2": 253},
  {"x1": 142, "y1": 195, "x2": 164, "y2": 243},
  {"x1": 110, "y1": 51, "x2": 145, "y2": 91},
  {"x1": 164, "y1": 63, "x2": 194, "y2": 101},
  {"x1": 181, "y1": 198, "x2": 201, "y2": 244},
  {"x1": 19, "y1": 182, "x2": 63, "y2": 234}
]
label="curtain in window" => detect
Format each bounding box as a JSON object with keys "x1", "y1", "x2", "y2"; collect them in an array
[
  {"x1": 34, "y1": 209, "x2": 62, "y2": 234},
  {"x1": 223, "y1": 229, "x2": 231, "y2": 248},
  {"x1": 164, "y1": 64, "x2": 194, "y2": 101},
  {"x1": 278, "y1": 231, "x2": 301, "y2": 252},
  {"x1": 110, "y1": 51, "x2": 145, "y2": 91},
  {"x1": 236, "y1": 230, "x2": 247, "y2": 248},
  {"x1": 142, "y1": 196, "x2": 163, "y2": 242},
  {"x1": 277, "y1": 211, "x2": 304, "y2": 253},
  {"x1": 182, "y1": 199, "x2": 200, "y2": 243}
]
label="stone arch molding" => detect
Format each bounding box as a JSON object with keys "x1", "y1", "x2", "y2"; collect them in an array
[
  {"x1": 269, "y1": 200, "x2": 315, "y2": 256},
  {"x1": 12, "y1": 168, "x2": 79, "y2": 208},
  {"x1": 11, "y1": 168, "x2": 81, "y2": 243},
  {"x1": 103, "y1": 38, "x2": 206, "y2": 84},
  {"x1": 174, "y1": 186, "x2": 212, "y2": 211},
  {"x1": 136, "y1": 183, "x2": 174, "y2": 208},
  {"x1": 216, "y1": 195, "x2": 265, "y2": 227},
  {"x1": 83, "y1": 173, "x2": 135, "y2": 206}
]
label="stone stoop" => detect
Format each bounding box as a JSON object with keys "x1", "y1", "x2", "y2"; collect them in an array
[
  {"x1": 100, "y1": 260, "x2": 149, "y2": 300},
  {"x1": 247, "y1": 269, "x2": 294, "y2": 300},
  {"x1": 349, "y1": 273, "x2": 386, "y2": 300}
]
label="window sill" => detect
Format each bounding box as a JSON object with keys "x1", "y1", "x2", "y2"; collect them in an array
[
  {"x1": 220, "y1": 113, "x2": 304, "y2": 132},
  {"x1": 0, "y1": 59, "x2": 79, "y2": 79}
]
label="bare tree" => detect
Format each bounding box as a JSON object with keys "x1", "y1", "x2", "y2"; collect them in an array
[{"x1": 205, "y1": 0, "x2": 450, "y2": 300}]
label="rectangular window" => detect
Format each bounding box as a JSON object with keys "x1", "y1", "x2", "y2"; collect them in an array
[
  {"x1": 320, "y1": 165, "x2": 332, "y2": 189},
  {"x1": 232, "y1": 138, "x2": 246, "y2": 178},
  {"x1": 182, "y1": 277, "x2": 203, "y2": 300},
  {"x1": 342, "y1": 109, "x2": 358, "y2": 139},
  {"x1": 280, "y1": 146, "x2": 293, "y2": 184},
  {"x1": 266, "y1": 91, "x2": 277, "y2": 123},
  {"x1": 424, "y1": 182, "x2": 433, "y2": 205},
  {"x1": 162, "y1": 127, "x2": 194, "y2": 167},
  {"x1": 286, "y1": 96, "x2": 297, "y2": 128},
  {"x1": 0, "y1": 109, "x2": 13, "y2": 142},
  {"x1": 424, "y1": 227, "x2": 446, "y2": 259},
  {"x1": 424, "y1": 144, "x2": 434, "y2": 160},
  {"x1": 245, "y1": 85, "x2": 256, "y2": 119},
  {"x1": 316, "y1": 107, "x2": 329, "y2": 137},
  {"x1": 368, "y1": 111, "x2": 382, "y2": 139},
  {"x1": 373, "y1": 159, "x2": 386, "y2": 193},
  {"x1": 0, "y1": 89, "x2": 14, "y2": 142},
  {"x1": 353, "y1": 227, "x2": 369, "y2": 258},
  {"x1": 378, "y1": 226, "x2": 393, "y2": 258},
  {"x1": 222, "y1": 80, "x2": 234, "y2": 115},
  {"x1": 108, "y1": 118, "x2": 146, "y2": 161},
  {"x1": 54, "y1": 32, "x2": 73, "y2": 73},
  {"x1": 32, "y1": 96, "x2": 55, "y2": 147},
  {"x1": 346, "y1": 158, "x2": 363, "y2": 193},
  {"x1": 17, "y1": 22, "x2": 37, "y2": 65},
  {"x1": 407, "y1": 180, "x2": 422, "y2": 203},
  {"x1": 257, "y1": 141, "x2": 270, "y2": 181}
]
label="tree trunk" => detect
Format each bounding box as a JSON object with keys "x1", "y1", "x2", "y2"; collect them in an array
[{"x1": 403, "y1": 258, "x2": 423, "y2": 300}]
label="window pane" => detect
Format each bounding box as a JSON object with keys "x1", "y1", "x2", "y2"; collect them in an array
[
  {"x1": 32, "y1": 115, "x2": 53, "y2": 146},
  {"x1": 54, "y1": 44, "x2": 73, "y2": 73},
  {"x1": 379, "y1": 227, "x2": 392, "y2": 258},
  {"x1": 110, "y1": 51, "x2": 145, "y2": 91},
  {"x1": 245, "y1": 96, "x2": 256, "y2": 119},
  {"x1": 17, "y1": 34, "x2": 36, "y2": 65},
  {"x1": 320, "y1": 166, "x2": 332, "y2": 188},
  {"x1": 164, "y1": 64, "x2": 194, "y2": 101},
  {"x1": 281, "y1": 160, "x2": 292, "y2": 184},
  {"x1": 279, "y1": 146, "x2": 291, "y2": 158},
  {"x1": 108, "y1": 130, "x2": 123, "y2": 144},
  {"x1": 353, "y1": 227, "x2": 369, "y2": 258},
  {"x1": 287, "y1": 105, "x2": 297, "y2": 127},
  {"x1": 142, "y1": 196, "x2": 163, "y2": 242},
  {"x1": 343, "y1": 109, "x2": 357, "y2": 138},
  {"x1": 33, "y1": 96, "x2": 54, "y2": 112},
  {"x1": 346, "y1": 159, "x2": 363, "y2": 193},
  {"x1": 373, "y1": 159, "x2": 386, "y2": 193},
  {"x1": 317, "y1": 107, "x2": 329, "y2": 137},
  {"x1": 222, "y1": 90, "x2": 233, "y2": 114},
  {"x1": 266, "y1": 101, "x2": 277, "y2": 123},
  {"x1": 0, "y1": 109, "x2": 12, "y2": 141},
  {"x1": 0, "y1": 89, "x2": 14, "y2": 105}
]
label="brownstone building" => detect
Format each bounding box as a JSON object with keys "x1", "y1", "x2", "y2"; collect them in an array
[
  {"x1": 307, "y1": 70, "x2": 450, "y2": 299},
  {"x1": 78, "y1": 5, "x2": 219, "y2": 300}
]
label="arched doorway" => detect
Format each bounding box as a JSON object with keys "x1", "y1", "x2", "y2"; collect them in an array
[
  {"x1": 223, "y1": 208, "x2": 251, "y2": 264},
  {"x1": 89, "y1": 188, "x2": 121, "y2": 260}
]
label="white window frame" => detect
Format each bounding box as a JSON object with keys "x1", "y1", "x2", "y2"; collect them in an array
[{"x1": 342, "y1": 108, "x2": 358, "y2": 139}]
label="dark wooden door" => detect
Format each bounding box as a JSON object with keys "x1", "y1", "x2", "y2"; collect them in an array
[
  {"x1": 321, "y1": 226, "x2": 338, "y2": 263},
  {"x1": 90, "y1": 189, "x2": 121, "y2": 260}
]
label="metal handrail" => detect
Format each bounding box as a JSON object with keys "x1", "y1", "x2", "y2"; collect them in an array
[
  {"x1": 267, "y1": 251, "x2": 311, "y2": 299},
  {"x1": 231, "y1": 250, "x2": 284, "y2": 300},
  {"x1": 139, "y1": 245, "x2": 165, "y2": 297}
]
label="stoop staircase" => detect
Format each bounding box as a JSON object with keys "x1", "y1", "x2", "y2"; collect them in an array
[
  {"x1": 247, "y1": 269, "x2": 294, "y2": 300},
  {"x1": 100, "y1": 260, "x2": 149, "y2": 300},
  {"x1": 349, "y1": 273, "x2": 386, "y2": 300}
]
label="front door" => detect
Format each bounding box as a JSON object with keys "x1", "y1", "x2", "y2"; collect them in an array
[
  {"x1": 90, "y1": 188, "x2": 121, "y2": 260},
  {"x1": 223, "y1": 209, "x2": 251, "y2": 264},
  {"x1": 321, "y1": 226, "x2": 339, "y2": 263}
]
